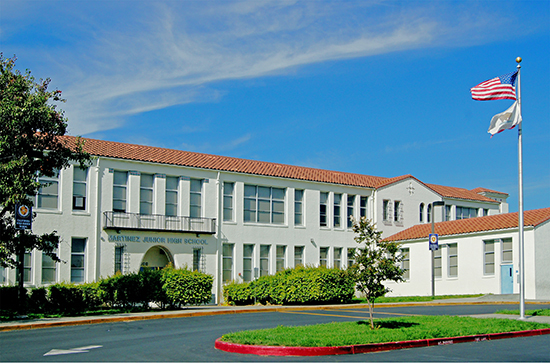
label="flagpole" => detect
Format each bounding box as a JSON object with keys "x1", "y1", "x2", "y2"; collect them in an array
[{"x1": 516, "y1": 57, "x2": 525, "y2": 320}]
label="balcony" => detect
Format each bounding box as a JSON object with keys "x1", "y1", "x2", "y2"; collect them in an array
[{"x1": 103, "y1": 211, "x2": 216, "y2": 234}]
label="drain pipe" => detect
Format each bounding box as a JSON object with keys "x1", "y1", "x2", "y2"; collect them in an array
[{"x1": 215, "y1": 172, "x2": 222, "y2": 304}]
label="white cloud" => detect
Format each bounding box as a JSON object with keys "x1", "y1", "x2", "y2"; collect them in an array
[{"x1": 6, "y1": 0, "x2": 520, "y2": 136}]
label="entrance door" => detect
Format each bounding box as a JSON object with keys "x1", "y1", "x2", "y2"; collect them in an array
[
  {"x1": 500, "y1": 264, "x2": 513, "y2": 294},
  {"x1": 141, "y1": 246, "x2": 173, "y2": 271}
]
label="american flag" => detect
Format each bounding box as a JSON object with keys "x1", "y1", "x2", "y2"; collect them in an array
[{"x1": 470, "y1": 71, "x2": 518, "y2": 101}]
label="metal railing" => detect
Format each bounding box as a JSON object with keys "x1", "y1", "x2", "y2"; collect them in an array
[{"x1": 103, "y1": 211, "x2": 216, "y2": 234}]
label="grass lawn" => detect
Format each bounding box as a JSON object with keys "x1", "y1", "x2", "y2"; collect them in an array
[
  {"x1": 495, "y1": 308, "x2": 550, "y2": 316},
  {"x1": 220, "y1": 315, "x2": 549, "y2": 347},
  {"x1": 353, "y1": 294, "x2": 484, "y2": 304}
]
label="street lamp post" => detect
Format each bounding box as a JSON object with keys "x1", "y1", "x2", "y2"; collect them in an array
[{"x1": 431, "y1": 201, "x2": 445, "y2": 297}]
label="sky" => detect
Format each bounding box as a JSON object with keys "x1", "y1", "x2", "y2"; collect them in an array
[{"x1": 1, "y1": 0, "x2": 549, "y2": 213}]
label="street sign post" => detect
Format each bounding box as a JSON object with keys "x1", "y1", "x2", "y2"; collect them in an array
[{"x1": 429, "y1": 233, "x2": 439, "y2": 251}]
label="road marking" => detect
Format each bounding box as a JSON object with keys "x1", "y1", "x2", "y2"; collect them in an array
[
  {"x1": 280, "y1": 310, "x2": 367, "y2": 319},
  {"x1": 43, "y1": 345, "x2": 102, "y2": 356}
]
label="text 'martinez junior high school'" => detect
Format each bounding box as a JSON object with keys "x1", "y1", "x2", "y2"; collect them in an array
[{"x1": 2, "y1": 136, "x2": 549, "y2": 302}]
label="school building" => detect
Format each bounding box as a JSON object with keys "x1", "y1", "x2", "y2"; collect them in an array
[{"x1": 3, "y1": 135, "x2": 542, "y2": 303}]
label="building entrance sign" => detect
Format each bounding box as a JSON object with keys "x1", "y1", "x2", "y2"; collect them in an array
[{"x1": 108, "y1": 234, "x2": 208, "y2": 245}]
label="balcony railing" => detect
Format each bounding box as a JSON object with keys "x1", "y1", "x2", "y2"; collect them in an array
[{"x1": 103, "y1": 211, "x2": 216, "y2": 234}]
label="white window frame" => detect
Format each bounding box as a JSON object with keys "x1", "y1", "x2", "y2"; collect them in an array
[
  {"x1": 223, "y1": 182, "x2": 235, "y2": 222},
  {"x1": 347, "y1": 195, "x2": 355, "y2": 228},
  {"x1": 140, "y1": 173, "x2": 154, "y2": 215},
  {"x1": 320, "y1": 192, "x2": 329, "y2": 227},
  {"x1": 243, "y1": 244, "x2": 254, "y2": 282},
  {"x1": 294, "y1": 246, "x2": 304, "y2": 267},
  {"x1": 360, "y1": 196, "x2": 368, "y2": 219},
  {"x1": 448, "y1": 243, "x2": 458, "y2": 277},
  {"x1": 244, "y1": 185, "x2": 285, "y2": 225},
  {"x1": 401, "y1": 248, "x2": 410, "y2": 280},
  {"x1": 165, "y1": 176, "x2": 179, "y2": 217},
  {"x1": 36, "y1": 171, "x2": 59, "y2": 210},
  {"x1": 41, "y1": 250, "x2": 57, "y2": 284},
  {"x1": 71, "y1": 238, "x2": 86, "y2": 283},
  {"x1": 319, "y1": 247, "x2": 329, "y2": 267},
  {"x1": 190, "y1": 179, "x2": 203, "y2": 218},
  {"x1": 333, "y1": 247, "x2": 342, "y2": 269},
  {"x1": 113, "y1": 170, "x2": 128, "y2": 212},
  {"x1": 276, "y1": 245, "x2": 286, "y2": 272},
  {"x1": 483, "y1": 240, "x2": 495, "y2": 275},
  {"x1": 294, "y1": 189, "x2": 304, "y2": 226},
  {"x1": 260, "y1": 245, "x2": 270, "y2": 277},
  {"x1": 222, "y1": 244, "x2": 234, "y2": 282},
  {"x1": 72, "y1": 167, "x2": 87, "y2": 211},
  {"x1": 333, "y1": 193, "x2": 342, "y2": 228}
]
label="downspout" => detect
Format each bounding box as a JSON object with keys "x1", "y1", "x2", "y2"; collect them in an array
[
  {"x1": 93, "y1": 157, "x2": 102, "y2": 281},
  {"x1": 215, "y1": 172, "x2": 222, "y2": 304}
]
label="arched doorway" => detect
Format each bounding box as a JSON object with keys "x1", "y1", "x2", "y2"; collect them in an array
[{"x1": 140, "y1": 245, "x2": 173, "y2": 271}]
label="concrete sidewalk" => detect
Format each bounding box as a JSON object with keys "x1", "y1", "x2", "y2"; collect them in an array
[{"x1": 1, "y1": 294, "x2": 549, "y2": 332}]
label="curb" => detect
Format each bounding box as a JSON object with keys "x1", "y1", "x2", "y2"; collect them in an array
[
  {"x1": 214, "y1": 328, "x2": 550, "y2": 356},
  {"x1": 1, "y1": 300, "x2": 547, "y2": 332}
]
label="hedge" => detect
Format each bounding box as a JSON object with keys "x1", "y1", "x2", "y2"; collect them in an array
[
  {"x1": 224, "y1": 266, "x2": 355, "y2": 306},
  {"x1": 0, "y1": 267, "x2": 212, "y2": 315}
]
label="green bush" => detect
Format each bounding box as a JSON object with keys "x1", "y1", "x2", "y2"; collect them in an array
[
  {"x1": 0, "y1": 286, "x2": 19, "y2": 311},
  {"x1": 161, "y1": 266, "x2": 213, "y2": 307},
  {"x1": 28, "y1": 287, "x2": 49, "y2": 312},
  {"x1": 224, "y1": 266, "x2": 355, "y2": 306},
  {"x1": 223, "y1": 281, "x2": 254, "y2": 305},
  {"x1": 80, "y1": 282, "x2": 103, "y2": 311},
  {"x1": 48, "y1": 282, "x2": 86, "y2": 314}
]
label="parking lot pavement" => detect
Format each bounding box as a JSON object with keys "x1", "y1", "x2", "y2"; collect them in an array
[{"x1": 1, "y1": 294, "x2": 549, "y2": 331}]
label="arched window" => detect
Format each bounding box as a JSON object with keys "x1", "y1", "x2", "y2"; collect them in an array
[
  {"x1": 427, "y1": 204, "x2": 432, "y2": 223},
  {"x1": 419, "y1": 203, "x2": 424, "y2": 223}
]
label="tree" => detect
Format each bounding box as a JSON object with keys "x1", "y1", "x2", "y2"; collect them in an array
[
  {"x1": 0, "y1": 55, "x2": 90, "y2": 290},
  {"x1": 348, "y1": 216, "x2": 404, "y2": 329}
]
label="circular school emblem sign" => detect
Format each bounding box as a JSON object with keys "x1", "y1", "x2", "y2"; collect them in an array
[{"x1": 15, "y1": 203, "x2": 32, "y2": 230}]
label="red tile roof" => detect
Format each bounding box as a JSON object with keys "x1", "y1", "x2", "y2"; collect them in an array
[
  {"x1": 60, "y1": 136, "x2": 505, "y2": 201},
  {"x1": 383, "y1": 207, "x2": 550, "y2": 242},
  {"x1": 470, "y1": 187, "x2": 509, "y2": 196}
]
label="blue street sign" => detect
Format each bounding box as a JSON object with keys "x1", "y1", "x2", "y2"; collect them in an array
[
  {"x1": 429, "y1": 233, "x2": 439, "y2": 251},
  {"x1": 15, "y1": 203, "x2": 32, "y2": 230}
]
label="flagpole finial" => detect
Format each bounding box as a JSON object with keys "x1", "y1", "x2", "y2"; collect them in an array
[{"x1": 516, "y1": 57, "x2": 522, "y2": 63}]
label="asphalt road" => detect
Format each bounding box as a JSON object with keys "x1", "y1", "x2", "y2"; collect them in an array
[{"x1": 1, "y1": 303, "x2": 549, "y2": 362}]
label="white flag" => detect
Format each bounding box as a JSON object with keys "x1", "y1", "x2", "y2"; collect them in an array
[{"x1": 488, "y1": 101, "x2": 522, "y2": 136}]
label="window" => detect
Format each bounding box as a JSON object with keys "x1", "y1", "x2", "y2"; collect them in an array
[
  {"x1": 71, "y1": 238, "x2": 86, "y2": 283},
  {"x1": 260, "y1": 245, "x2": 270, "y2": 276},
  {"x1": 319, "y1": 247, "x2": 328, "y2": 267},
  {"x1": 419, "y1": 203, "x2": 424, "y2": 223},
  {"x1": 360, "y1": 196, "x2": 368, "y2": 218},
  {"x1": 294, "y1": 246, "x2": 304, "y2": 267},
  {"x1": 334, "y1": 193, "x2": 342, "y2": 228},
  {"x1": 243, "y1": 244, "x2": 254, "y2": 282},
  {"x1": 394, "y1": 200, "x2": 402, "y2": 223},
  {"x1": 427, "y1": 204, "x2": 432, "y2": 223},
  {"x1": 433, "y1": 248, "x2": 442, "y2": 278},
  {"x1": 0, "y1": 266, "x2": 5, "y2": 284},
  {"x1": 294, "y1": 189, "x2": 304, "y2": 226},
  {"x1": 140, "y1": 174, "x2": 154, "y2": 215},
  {"x1": 165, "y1": 176, "x2": 178, "y2": 217},
  {"x1": 383, "y1": 200, "x2": 391, "y2": 222},
  {"x1": 401, "y1": 248, "x2": 410, "y2": 280},
  {"x1": 222, "y1": 244, "x2": 234, "y2": 282},
  {"x1": 484, "y1": 240, "x2": 495, "y2": 275},
  {"x1": 24, "y1": 251, "x2": 32, "y2": 283},
  {"x1": 448, "y1": 243, "x2": 458, "y2": 277},
  {"x1": 115, "y1": 245, "x2": 124, "y2": 274},
  {"x1": 223, "y1": 182, "x2": 234, "y2": 222},
  {"x1": 502, "y1": 238, "x2": 513, "y2": 263},
  {"x1": 445, "y1": 205, "x2": 452, "y2": 221},
  {"x1": 113, "y1": 171, "x2": 128, "y2": 212},
  {"x1": 36, "y1": 172, "x2": 59, "y2": 209},
  {"x1": 347, "y1": 195, "x2": 355, "y2": 228},
  {"x1": 41, "y1": 251, "x2": 57, "y2": 284},
  {"x1": 193, "y1": 248, "x2": 203, "y2": 272},
  {"x1": 347, "y1": 248, "x2": 356, "y2": 268},
  {"x1": 244, "y1": 185, "x2": 285, "y2": 224},
  {"x1": 73, "y1": 167, "x2": 87, "y2": 210},
  {"x1": 190, "y1": 179, "x2": 203, "y2": 218},
  {"x1": 456, "y1": 206, "x2": 478, "y2": 220},
  {"x1": 276, "y1": 245, "x2": 286, "y2": 272},
  {"x1": 333, "y1": 247, "x2": 342, "y2": 269},
  {"x1": 483, "y1": 208, "x2": 489, "y2": 216},
  {"x1": 320, "y1": 192, "x2": 328, "y2": 227}
]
